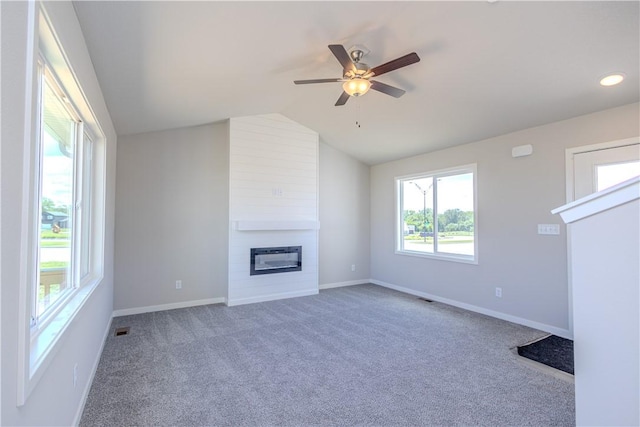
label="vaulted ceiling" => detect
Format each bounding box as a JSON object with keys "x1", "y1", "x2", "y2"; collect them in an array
[{"x1": 73, "y1": 1, "x2": 639, "y2": 165}]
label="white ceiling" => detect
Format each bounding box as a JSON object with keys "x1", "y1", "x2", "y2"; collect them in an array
[{"x1": 73, "y1": 1, "x2": 639, "y2": 165}]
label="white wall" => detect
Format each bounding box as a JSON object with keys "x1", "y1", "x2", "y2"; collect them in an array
[
  {"x1": 114, "y1": 123, "x2": 229, "y2": 312},
  {"x1": 228, "y1": 114, "x2": 319, "y2": 305},
  {"x1": 370, "y1": 103, "x2": 639, "y2": 336},
  {"x1": 113, "y1": 116, "x2": 370, "y2": 311},
  {"x1": 1, "y1": 1, "x2": 117, "y2": 425},
  {"x1": 555, "y1": 179, "x2": 639, "y2": 426},
  {"x1": 319, "y1": 141, "x2": 370, "y2": 287}
]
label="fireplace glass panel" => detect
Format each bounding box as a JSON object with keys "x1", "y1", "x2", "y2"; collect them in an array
[{"x1": 250, "y1": 246, "x2": 302, "y2": 275}]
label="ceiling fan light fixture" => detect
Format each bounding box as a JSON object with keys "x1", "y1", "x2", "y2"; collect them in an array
[{"x1": 343, "y1": 78, "x2": 371, "y2": 97}]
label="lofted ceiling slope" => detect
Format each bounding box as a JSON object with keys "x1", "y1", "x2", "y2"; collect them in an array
[{"x1": 73, "y1": 1, "x2": 639, "y2": 165}]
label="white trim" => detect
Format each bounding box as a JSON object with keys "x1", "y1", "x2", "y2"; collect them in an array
[
  {"x1": 395, "y1": 163, "x2": 478, "y2": 265},
  {"x1": 393, "y1": 248, "x2": 478, "y2": 265},
  {"x1": 394, "y1": 163, "x2": 478, "y2": 182},
  {"x1": 319, "y1": 280, "x2": 368, "y2": 290},
  {"x1": 27, "y1": 278, "x2": 102, "y2": 398},
  {"x1": 72, "y1": 315, "x2": 112, "y2": 426},
  {"x1": 226, "y1": 289, "x2": 318, "y2": 307},
  {"x1": 565, "y1": 136, "x2": 639, "y2": 203},
  {"x1": 112, "y1": 297, "x2": 226, "y2": 317},
  {"x1": 370, "y1": 279, "x2": 572, "y2": 339},
  {"x1": 17, "y1": 0, "x2": 41, "y2": 405},
  {"x1": 0, "y1": 4, "x2": 3, "y2": 419}
]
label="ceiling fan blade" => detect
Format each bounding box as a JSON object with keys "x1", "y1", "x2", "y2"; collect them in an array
[
  {"x1": 370, "y1": 80, "x2": 406, "y2": 98},
  {"x1": 294, "y1": 78, "x2": 342, "y2": 85},
  {"x1": 328, "y1": 44, "x2": 356, "y2": 73},
  {"x1": 368, "y1": 52, "x2": 420, "y2": 77},
  {"x1": 335, "y1": 91, "x2": 350, "y2": 106}
]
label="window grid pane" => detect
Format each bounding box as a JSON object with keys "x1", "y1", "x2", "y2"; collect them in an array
[
  {"x1": 596, "y1": 161, "x2": 640, "y2": 192},
  {"x1": 435, "y1": 173, "x2": 474, "y2": 256},
  {"x1": 37, "y1": 72, "x2": 78, "y2": 319},
  {"x1": 402, "y1": 177, "x2": 434, "y2": 253}
]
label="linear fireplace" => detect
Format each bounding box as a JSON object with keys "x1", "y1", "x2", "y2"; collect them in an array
[{"x1": 250, "y1": 246, "x2": 302, "y2": 276}]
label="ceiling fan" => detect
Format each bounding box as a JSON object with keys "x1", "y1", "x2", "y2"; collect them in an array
[{"x1": 294, "y1": 44, "x2": 420, "y2": 106}]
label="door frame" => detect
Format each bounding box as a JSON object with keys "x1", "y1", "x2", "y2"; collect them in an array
[
  {"x1": 565, "y1": 136, "x2": 639, "y2": 203},
  {"x1": 563, "y1": 136, "x2": 639, "y2": 336}
]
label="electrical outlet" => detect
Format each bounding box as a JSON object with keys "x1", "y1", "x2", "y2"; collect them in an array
[
  {"x1": 73, "y1": 363, "x2": 78, "y2": 388},
  {"x1": 351, "y1": 264, "x2": 356, "y2": 272},
  {"x1": 495, "y1": 287, "x2": 502, "y2": 298},
  {"x1": 176, "y1": 280, "x2": 182, "y2": 289}
]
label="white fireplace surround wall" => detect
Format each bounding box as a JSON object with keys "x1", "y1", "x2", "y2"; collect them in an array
[{"x1": 228, "y1": 114, "x2": 319, "y2": 306}]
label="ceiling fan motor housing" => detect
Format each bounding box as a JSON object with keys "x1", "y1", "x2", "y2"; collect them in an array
[{"x1": 344, "y1": 62, "x2": 370, "y2": 79}]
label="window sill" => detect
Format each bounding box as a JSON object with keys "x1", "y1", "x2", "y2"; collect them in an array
[
  {"x1": 395, "y1": 249, "x2": 478, "y2": 265},
  {"x1": 22, "y1": 276, "x2": 102, "y2": 405}
]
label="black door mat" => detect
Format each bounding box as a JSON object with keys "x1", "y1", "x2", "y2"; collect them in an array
[{"x1": 517, "y1": 335, "x2": 574, "y2": 375}]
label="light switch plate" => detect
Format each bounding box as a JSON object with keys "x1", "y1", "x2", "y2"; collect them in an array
[{"x1": 538, "y1": 224, "x2": 560, "y2": 235}]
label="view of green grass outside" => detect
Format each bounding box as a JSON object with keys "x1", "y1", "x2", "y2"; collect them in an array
[
  {"x1": 40, "y1": 228, "x2": 70, "y2": 269},
  {"x1": 41, "y1": 260, "x2": 69, "y2": 269},
  {"x1": 404, "y1": 231, "x2": 474, "y2": 244},
  {"x1": 403, "y1": 231, "x2": 474, "y2": 255},
  {"x1": 41, "y1": 229, "x2": 69, "y2": 239}
]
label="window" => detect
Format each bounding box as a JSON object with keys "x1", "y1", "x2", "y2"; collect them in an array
[
  {"x1": 35, "y1": 64, "x2": 83, "y2": 320},
  {"x1": 18, "y1": 4, "x2": 106, "y2": 404},
  {"x1": 596, "y1": 161, "x2": 640, "y2": 192},
  {"x1": 396, "y1": 165, "x2": 477, "y2": 263}
]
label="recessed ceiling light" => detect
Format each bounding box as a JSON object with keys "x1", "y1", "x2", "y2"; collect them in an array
[{"x1": 600, "y1": 73, "x2": 625, "y2": 87}]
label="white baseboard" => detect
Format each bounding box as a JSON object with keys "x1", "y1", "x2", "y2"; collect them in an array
[
  {"x1": 227, "y1": 289, "x2": 318, "y2": 307},
  {"x1": 370, "y1": 279, "x2": 572, "y2": 339},
  {"x1": 72, "y1": 315, "x2": 112, "y2": 426},
  {"x1": 319, "y1": 280, "x2": 369, "y2": 290},
  {"x1": 112, "y1": 297, "x2": 226, "y2": 317}
]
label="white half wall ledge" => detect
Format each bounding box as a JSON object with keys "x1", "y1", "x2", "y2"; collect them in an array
[
  {"x1": 552, "y1": 176, "x2": 640, "y2": 224},
  {"x1": 233, "y1": 220, "x2": 320, "y2": 231},
  {"x1": 370, "y1": 279, "x2": 572, "y2": 339}
]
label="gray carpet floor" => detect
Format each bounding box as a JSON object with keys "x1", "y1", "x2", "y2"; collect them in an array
[{"x1": 80, "y1": 284, "x2": 575, "y2": 426}]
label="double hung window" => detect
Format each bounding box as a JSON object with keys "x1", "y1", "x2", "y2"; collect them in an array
[
  {"x1": 30, "y1": 17, "x2": 104, "y2": 344},
  {"x1": 34, "y1": 63, "x2": 92, "y2": 322}
]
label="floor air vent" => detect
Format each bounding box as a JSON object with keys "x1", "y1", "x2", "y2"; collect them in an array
[{"x1": 114, "y1": 327, "x2": 130, "y2": 337}]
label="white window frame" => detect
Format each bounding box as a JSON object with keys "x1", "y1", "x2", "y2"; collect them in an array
[
  {"x1": 17, "y1": 3, "x2": 107, "y2": 405},
  {"x1": 33, "y1": 59, "x2": 84, "y2": 326},
  {"x1": 395, "y1": 164, "x2": 478, "y2": 264}
]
